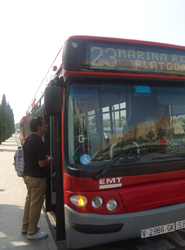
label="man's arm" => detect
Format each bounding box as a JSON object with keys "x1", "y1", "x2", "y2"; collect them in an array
[{"x1": 39, "y1": 156, "x2": 54, "y2": 168}]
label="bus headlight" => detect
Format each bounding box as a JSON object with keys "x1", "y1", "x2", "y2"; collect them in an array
[
  {"x1": 106, "y1": 199, "x2": 117, "y2": 211},
  {"x1": 70, "y1": 195, "x2": 88, "y2": 207},
  {"x1": 92, "y1": 196, "x2": 103, "y2": 208}
]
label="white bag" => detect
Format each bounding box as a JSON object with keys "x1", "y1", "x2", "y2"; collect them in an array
[{"x1": 13, "y1": 146, "x2": 24, "y2": 177}]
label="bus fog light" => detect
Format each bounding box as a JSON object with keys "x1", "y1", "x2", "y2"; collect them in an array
[
  {"x1": 106, "y1": 199, "x2": 117, "y2": 211},
  {"x1": 92, "y1": 196, "x2": 103, "y2": 208},
  {"x1": 70, "y1": 195, "x2": 88, "y2": 207}
]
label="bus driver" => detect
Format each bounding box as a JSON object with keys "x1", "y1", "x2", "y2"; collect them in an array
[{"x1": 145, "y1": 105, "x2": 170, "y2": 130}]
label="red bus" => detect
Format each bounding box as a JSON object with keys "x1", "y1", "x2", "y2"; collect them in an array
[
  {"x1": 31, "y1": 36, "x2": 185, "y2": 249},
  {"x1": 19, "y1": 116, "x2": 27, "y2": 145}
]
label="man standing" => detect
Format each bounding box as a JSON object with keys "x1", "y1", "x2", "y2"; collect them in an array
[{"x1": 21, "y1": 117, "x2": 54, "y2": 240}]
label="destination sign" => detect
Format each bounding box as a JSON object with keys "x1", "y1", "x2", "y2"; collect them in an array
[{"x1": 85, "y1": 42, "x2": 185, "y2": 76}]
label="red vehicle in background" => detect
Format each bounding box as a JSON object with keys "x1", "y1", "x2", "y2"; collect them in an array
[{"x1": 19, "y1": 116, "x2": 27, "y2": 145}]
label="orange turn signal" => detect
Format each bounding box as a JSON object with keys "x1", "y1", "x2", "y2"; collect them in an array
[{"x1": 70, "y1": 195, "x2": 88, "y2": 207}]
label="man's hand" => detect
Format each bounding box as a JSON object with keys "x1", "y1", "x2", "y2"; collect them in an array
[
  {"x1": 47, "y1": 155, "x2": 54, "y2": 164},
  {"x1": 39, "y1": 155, "x2": 54, "y2": 167}
]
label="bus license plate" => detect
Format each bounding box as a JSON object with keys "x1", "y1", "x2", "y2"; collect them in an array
[{"x1": 141, "y1": 223, "x2": 175, "y2": 238}]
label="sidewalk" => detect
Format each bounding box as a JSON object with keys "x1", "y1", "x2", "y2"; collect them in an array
[{"x1": 0, "y1": 135, "x2": 58, "y2": 250}]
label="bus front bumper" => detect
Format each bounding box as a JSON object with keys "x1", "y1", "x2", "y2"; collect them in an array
[{"x1": 64, "y1": 202, "x2": 185, "y2": 249}]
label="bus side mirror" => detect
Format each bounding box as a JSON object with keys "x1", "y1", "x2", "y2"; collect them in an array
[{"x1": 44, "y1": 86, "x2": 62, "y2": 116}]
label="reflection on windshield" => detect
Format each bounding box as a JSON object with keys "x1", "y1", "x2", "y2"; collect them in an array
[{"x1": 68, "y1": 82, "x2": 185, "y2": 169}]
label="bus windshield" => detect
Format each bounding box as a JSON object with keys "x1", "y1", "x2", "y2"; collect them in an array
[{"x1": 68, "y1": 80, "x2": 185, "y2": 169}]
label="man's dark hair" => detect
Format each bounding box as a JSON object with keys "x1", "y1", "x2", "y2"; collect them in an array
[{"x1": 30, "y1": 117, "x2": 43, "y2": 132}]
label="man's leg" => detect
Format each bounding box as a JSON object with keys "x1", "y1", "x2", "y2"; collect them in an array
[
  {"x1": 22, "y1": 177, "x2": 31, "y2": 230},
  {"x1": 26, "y1": 177, "x2": 46, "y2": 236}
]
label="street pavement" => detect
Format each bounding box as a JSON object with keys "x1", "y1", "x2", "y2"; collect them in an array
[{"x1": 0, "y1": 135, "x2": 58, "y2": 250}]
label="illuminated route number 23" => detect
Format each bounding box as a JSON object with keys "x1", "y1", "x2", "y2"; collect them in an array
[{"x1": 91, "y1": 47, "x2": 118, "y2": 67}]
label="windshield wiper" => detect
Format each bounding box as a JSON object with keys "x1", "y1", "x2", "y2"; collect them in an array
[
  {"x1": 93, "y1": 154, "x2": 123, "y2": 180},
  {"x1": 94, "y1": 147, "x2": 140, "y2": 180},
  {"x1": 113, "y1": 144, "x2": 168, "y2": 158},
  {"x1": 93, "y1": 144, "x2": 168, "y2": 180},
  {"x1": 151, "y1": 154, "x2": 185, "y2": 160}
]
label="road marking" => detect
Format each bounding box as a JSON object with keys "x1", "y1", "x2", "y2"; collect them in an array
[
  {"x1": 166, "y1": 231, "x2": 185, "y2": 246},
  {"x1": 137, "y1": 238, "x2": 175, "y2": 250}
]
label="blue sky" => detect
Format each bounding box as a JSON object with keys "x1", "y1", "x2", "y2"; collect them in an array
[{"x1": 0, "y1": 0, "x2": 185, "y2": 123}]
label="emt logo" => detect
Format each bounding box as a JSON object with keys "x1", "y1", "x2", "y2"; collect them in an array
[{"x1": 99, "y1": 177, "x2": 122, "y2": 189}]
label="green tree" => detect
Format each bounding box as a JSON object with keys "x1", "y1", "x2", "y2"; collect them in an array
[
  {"x1": 1, "y1": 95, "x2": 7, "y2": 141},
  {"x1": 157, "y1": 127, "x2": 166, "y2": 139},
  {"x1": 103, "y1": 118, "x2": 110, "y2": 127},
  {"x1": 0, "y1": 105, "x2": 3, "y2": 144},
  {"x1": 146, "y1": 131, "x2": 155, "y2": 141},
  {"x1": 0, "y1": 94, "x2": 15, "y2": 144}
]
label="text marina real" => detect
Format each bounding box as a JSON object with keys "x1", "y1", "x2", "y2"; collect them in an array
[{"x1": 89, "y1": 44, "x2": 185, "y2": 73}]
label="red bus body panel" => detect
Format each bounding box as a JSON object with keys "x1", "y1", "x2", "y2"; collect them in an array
[
  {"x1": 64, "y1": 170, "x2": 185, "y2": 213},
  {"x1": 118, "y1": 178, "x2": 185, "y2": 213},
  {"x1": 67, "y1": 35, "x2": 185, "y2": 50},
  {"x1": 19, "y1": 116, "x2": 27, "y2": 144}
]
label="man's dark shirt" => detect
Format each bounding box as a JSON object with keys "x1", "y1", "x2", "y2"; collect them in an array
[{"x1": 23, "y1": 133, "x2": 46, "y2": 178}]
